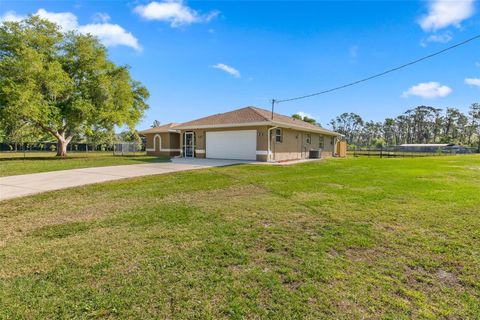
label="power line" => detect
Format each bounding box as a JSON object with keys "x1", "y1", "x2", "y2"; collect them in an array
[{"x1": 275, "y1": 33, "x2": 480, "y2": 104}]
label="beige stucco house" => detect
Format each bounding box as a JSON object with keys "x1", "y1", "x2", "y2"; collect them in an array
[
  {"x1": 139, "y1": 123, "x2": 181, "y2": 157},
  {"x1": 139, "y1": 106, "x2": 345, "y2": 162}
]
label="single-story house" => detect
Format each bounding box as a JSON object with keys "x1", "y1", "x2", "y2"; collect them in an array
[
  {"x1": 139, "y1": 122, "x2": 181, "y2": 157},
  {"x1": 139, "y1": 106, "x2": 345, "y2": 161}
]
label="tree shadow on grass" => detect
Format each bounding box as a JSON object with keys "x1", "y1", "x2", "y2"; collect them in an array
[{"x1": 0, "y1": 155, "x2": 170, "y2": 163}]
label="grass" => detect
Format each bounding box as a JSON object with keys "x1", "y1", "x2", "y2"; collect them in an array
[
  {"x1": 1, "y1": 155, "x2": 479, "y2": 319},
  {"x1": 0, "y1": 152, "x2": 169, "y2": 177}
]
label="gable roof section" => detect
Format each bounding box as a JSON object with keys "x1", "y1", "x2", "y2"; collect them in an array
[
  {"x1": 176, "y1": 106, "x2": 340, "y2": 136},
  {"x1": 138, "y1": 122, "x2": 179, "y2": 135}
]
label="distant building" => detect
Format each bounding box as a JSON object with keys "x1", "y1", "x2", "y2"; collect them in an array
[{"x1": 398, "y1": 144, "x2": 471, "y2": 154}]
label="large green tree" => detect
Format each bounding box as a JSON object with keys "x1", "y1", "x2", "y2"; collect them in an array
[{"x1": 0, "y1": 16, "x2": 149, "y2": 156}]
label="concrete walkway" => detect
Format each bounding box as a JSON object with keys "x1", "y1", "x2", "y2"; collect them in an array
[{"x1": 0, "y1": 158, "x2": 251, "y2": 201}]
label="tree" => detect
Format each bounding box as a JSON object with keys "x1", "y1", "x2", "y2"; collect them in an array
[
  {"x1": 292, "y1": 113, "x2": 318, "y2": 125},
  {"x1": 151, "y1": 120, "x2": 161, "y2": 128},
  {"x1": 329, "y1": 112, "x2": 364, "y2": 145},
  {"x1": 84, "y1": 126, "x2": 114, "y2": 151},
  {"x1": 469, "y1": 103, "x2": 480, "y2": 151},
  {"x1": 0, "y1": 121, "x2": 45, "y2": 151},
  {"x1": 0, "y1": 16, "x2": 149, "y2": 156},
  {"x1": 118, "y1": 129, "x2": 143, "y2": 151},
  {"x1": 328, "y1": 103, "x2": 478, "y2": 148}
]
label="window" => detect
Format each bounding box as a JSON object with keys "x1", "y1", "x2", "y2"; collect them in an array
[
  {"x1": 275, "y1": 128, "x2": 283, "y2": 143},
  {"x1": 331, "y1": 137, "x2": 335, "y2": 145},
  {"x1": 319, "y1": 136, "x2": 324, "y2": 149},
  {"x1": 306, "y1": 134, "x2": 311, "y2": 144}
]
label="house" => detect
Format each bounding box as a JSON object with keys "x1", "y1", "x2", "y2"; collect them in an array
[
  {"x1": 139, "y1": 123, "x2": 181, "y2": 157},
  {"x1": 139, "y1": 106, "x2": 345, "y2": 161}
]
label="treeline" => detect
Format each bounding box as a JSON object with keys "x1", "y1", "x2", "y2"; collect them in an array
[
  {"x1": 0, "y1": 121, "x2": 143, "y2": 151},
  {"x1": 329, "y1": 103, "x2": 480, "y2": 148}
]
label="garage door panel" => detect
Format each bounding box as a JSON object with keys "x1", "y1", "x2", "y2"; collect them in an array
[{"x1": 206, "y1": 130, "x2": 257, "y2": 160}]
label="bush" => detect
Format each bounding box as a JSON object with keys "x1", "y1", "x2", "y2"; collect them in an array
[{"x1": 49, "y1": 144, "x2": 56, "y2": 152}]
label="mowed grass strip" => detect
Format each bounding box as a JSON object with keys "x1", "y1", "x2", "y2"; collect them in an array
[
  {"x1": 0, "y1": 156, "x2": 479, "y2": 319},
  {"x1": 0, "y1": 152, "x2": 169, "y2": 177}
]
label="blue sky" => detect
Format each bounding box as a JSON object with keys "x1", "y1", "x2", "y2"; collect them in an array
[{"x1": 1, "y1": 0, "x2": 479, "y2": 130}]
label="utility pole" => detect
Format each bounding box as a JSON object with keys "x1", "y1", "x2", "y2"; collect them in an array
[{"x1": 271, "y1": 99, "x2": 276, "y2": 120}]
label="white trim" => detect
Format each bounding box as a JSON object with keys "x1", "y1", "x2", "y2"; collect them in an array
[
  {"x1": 176, "y1": 121, "x2": 341, "y2": 136},
  {"x1": 255, "y1": 150, "x2": 271, "y2": 155},
  {"x1": 267, "y1": 126, "x2": 278, "y2": 162},
  {"x1": 184, "y1": 131, "x2": 195, "y2": 158},
  {"x1": 196, "y1": 149, "x2": 206, "y2": 154},
  {"x1": 177, "y1": 122, "x2": 268, "y2": 130},
  {"x1": 146, "y1": 148, "x2": 181, "y2": 153},
  {"x1": 154, "y1": 134, "x2": 161, "y2": 152}
]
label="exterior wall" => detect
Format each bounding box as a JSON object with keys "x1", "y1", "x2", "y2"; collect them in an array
[
  {"x1": 179, "y1": 126, "x2": 269, "y2": 161},
  {"x1": 145, "y1": 132, "x2": 181, "y2": 157},
  {"x1": 270, "y1": 128, "x2": 336, "y2": 161},
  {"x1": 336, "y1": 140, "x2": 347, "y2": 157},
  {"x1": 178, "y1": 126, "x2": 338, "y2": 162}
]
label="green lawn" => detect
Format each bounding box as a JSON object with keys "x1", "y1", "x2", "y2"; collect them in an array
[
  {"x1": 0, "y1": 152, "x2": 168, "y2": 177},
  {"x1": 1, "y1": 156, "x2": 479, "y2": 319}
]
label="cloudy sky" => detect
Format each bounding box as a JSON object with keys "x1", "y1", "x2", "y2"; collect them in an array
[{"x1": 1, "y1": 0, "x2": 479, "y2": 129}]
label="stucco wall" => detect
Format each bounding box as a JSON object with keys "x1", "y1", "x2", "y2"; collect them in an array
[
  {"x1": 145, "y1": 132, "x2": 181, "y2": 156},
  {"x1": 177, "y1": 126, "x2": 337, "y2": 162},
  {"x1": 270, "y1": 129, "x2": 336, "y2": 161}
]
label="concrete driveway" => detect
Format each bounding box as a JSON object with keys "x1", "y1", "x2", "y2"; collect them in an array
[{"x1": 0, "y1": 158, "x2": 251, "y2": 201}]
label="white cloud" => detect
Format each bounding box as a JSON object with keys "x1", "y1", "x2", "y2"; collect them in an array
[
  {"x1": 79, "y1": 24, "x2": 141, "y2": 51},
  {"x1": 421, "y1": 31, "x2": 453, "y2": 46},
  {"x1": 0, "y1": 11, "x2": 25, "y2": 22},
  {"x1": 212, "y1": 63, "x2": 240, "y2": 78},
  {"x1": 401, "y1": 82, "x2": 452, "y2": 98},
  {"x1": 0, "y1": 9, "x2": 140, "y2": 51},
  {"x1": 35, "y1": 8, "x2": 78, "y2": 31},
  {"x1": 134, "y1": 0, "x2": 219, "y2": 27},
  {"x1": 419, "y1": 0, "x2": 475, "y2": 31},
  {"x1": 92, "y1": 12, "x2": 111, "y2": 23},
  {"x1": 296, "y1": 111, "x2": 314, "y2": 119},
  {"x1": 465, "y1": 78, "x2": 480, "y2": 87}
]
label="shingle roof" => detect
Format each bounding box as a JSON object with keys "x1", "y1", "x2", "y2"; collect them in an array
[
  {"x1": 138, "y1": 122, "x2": 179, "y2": 135},
  {"x1": 176, "y1": 106, "x2": 340, "y2": 136}
]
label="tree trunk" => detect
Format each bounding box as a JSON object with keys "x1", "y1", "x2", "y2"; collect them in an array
[{"x1": 56, "y1": 138, "x2": 68, "y2": 156}]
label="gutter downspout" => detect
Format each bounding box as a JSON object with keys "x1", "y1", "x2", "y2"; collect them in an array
[
  {"x1": 333, "y1": 136, "x2": 337, "y2": 157},
  {"x1": 267, "y1": 126, "x2": 278, "y2": 162}
]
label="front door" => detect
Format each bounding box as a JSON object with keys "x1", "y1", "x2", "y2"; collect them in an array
[{"x1": 184, "y1": 132, "x2": 194, "y2": 157}]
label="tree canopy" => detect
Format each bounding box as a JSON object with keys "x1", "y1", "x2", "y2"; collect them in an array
[
  {"x1": 329, "y1": 103, "x2": 480, "y2": 149},
  {"x1": 292, "y1": 113, "x2": 319, "y2": 126},
  {"x1": 0, "y1": 16, "x2": 149, "y2": 156}
]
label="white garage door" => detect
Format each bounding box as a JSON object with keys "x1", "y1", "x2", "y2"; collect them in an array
[{"x1": 206, "y1": 130, "x2": 257, "y2": 160}]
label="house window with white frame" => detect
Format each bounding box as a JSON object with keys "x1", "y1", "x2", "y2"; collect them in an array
[
  {"x1": 275, "y1": 128, "x2": 283, "y2": 143},
  {"x1": 306, "y1": 133, "x2": 311, "y2": 144}
]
